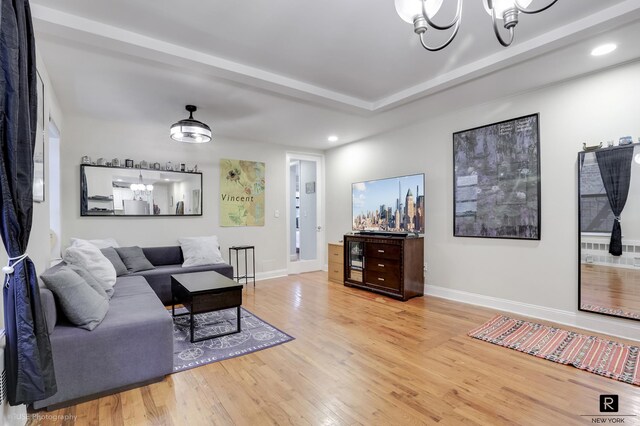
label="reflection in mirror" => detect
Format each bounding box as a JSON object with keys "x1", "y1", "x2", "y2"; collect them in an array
[
  {"x1": 579, "y1": 145, "x2": 640, "y2": 321},
  {"x1": 81, "y1": 165, "x2": 203, "y2": 216}
]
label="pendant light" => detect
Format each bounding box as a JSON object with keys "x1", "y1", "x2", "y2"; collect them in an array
[{"x1": 170, "y1": 105, "x2": 212, "y2": 143}]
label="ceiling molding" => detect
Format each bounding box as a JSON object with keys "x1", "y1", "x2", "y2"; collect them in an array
[
  {"x1": 373, "y1": 0, "x2": 640, "y2": 111},
  {"x1": 32, "y1": 1, "x2": 640, "y2": 114}
]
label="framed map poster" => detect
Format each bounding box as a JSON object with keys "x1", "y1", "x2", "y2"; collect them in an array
[
  {"x1": 220, "y1": 159, "x2": 265, "y2": 226},
  {"x1": 453, "y1": 113, "x2": 540, "y2": 240}
]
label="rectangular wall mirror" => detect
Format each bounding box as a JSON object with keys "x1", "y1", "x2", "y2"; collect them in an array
[
  {"x1": 579, "y1": 144, "x2": 640, "y2": 321},
  {"x1": 81, "y1": 165, "x2": 203, "y2": 216}
]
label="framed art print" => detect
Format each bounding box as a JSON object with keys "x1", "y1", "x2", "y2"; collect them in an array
[{"x1": 453, "y1": 113, "x2": 540, "y2": 240}]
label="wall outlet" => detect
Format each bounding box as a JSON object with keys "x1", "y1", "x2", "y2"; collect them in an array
[
  {"x1": 274, "y1": 210, "x2": 280, "y2": 218},
  {"x1": 423, "y1": 263, "x2": 428, "y2": 272}
]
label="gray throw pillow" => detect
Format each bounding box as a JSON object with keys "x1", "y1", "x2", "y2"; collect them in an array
[
  {"x1": 114, "y1": 246, "x2": 155, "y2": 273},
  {"x1": 40, "y1": 266, "x2": 109, "y2": 331},
  {"x1": 69, "y1": 264, "x2": 113, "y2": 299},
  {"x1": 100, "y1": 247, "x2": 128, "y2": 277}
]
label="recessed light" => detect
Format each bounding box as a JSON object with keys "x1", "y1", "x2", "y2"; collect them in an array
[
  {"x1": 591, "y1": 43, "x2": 617, "y2": 56},
  {"x1": 328, "y1": 135, "x2": 339, "y2": 143}
]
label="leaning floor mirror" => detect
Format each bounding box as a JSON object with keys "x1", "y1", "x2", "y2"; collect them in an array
[{"x1": 579, "y1": 144, "x2": 640, "y2": 321}]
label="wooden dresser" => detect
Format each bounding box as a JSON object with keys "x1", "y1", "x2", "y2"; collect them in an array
[
  {"x1": 343, "y1": 234, "x2": 423, "y2": 301},
  {"x1": 327, "y1": 243, "x2": 344, "y2": 283}
]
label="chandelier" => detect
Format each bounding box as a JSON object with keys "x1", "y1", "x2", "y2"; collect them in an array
[
  {"x1": 395, "y1": 0, "x2": 558, "y2": 51},
  {"x1": 130, "y1": 173, "x2": 153, "y2": 199},
  {"x1": 170, "y1": 105, "x2": 212, "y2": 143}
]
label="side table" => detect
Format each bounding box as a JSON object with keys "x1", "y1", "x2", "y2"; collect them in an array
[{"x1": 229, "y1": 245, "x2": 256, "y2": 288}]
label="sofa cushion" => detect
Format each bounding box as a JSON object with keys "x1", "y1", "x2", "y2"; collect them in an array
[
  {"x1": 40, "y1": 266, "x2": 109, "y2": 331},
  {"x1": 69, "y1": 264, "x2": 112, "y2": 299},
  {"x1": 131, "y1": 263, "x2": 234, "y2": 305},
  {"x1": 178, "y1": 236, "x2": 225, "y2": 267},
  {"x1": 70, "y1": 237, "x2": 120, "y2": 249},
  {"x1": 100, "y1": 247, "x2": 128, "y2": 277},
  {"x1": 63, "y1": 240, "x2": 117, "y2": 288},
  {"x1": 39, "y1": 287, "x2": 57, "y2": 335},
  {"x1": 115, "y1": 246, "x2": 155, "y2": 273},
  {"x1": 141, "y1": 246, "x2": 183, "y2": 266}
]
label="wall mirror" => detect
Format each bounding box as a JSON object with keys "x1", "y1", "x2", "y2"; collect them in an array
[
  {"x1": 579, "y1": 144, "x2": 640, "y2": 321},
  {"x1": 81, "y1": 165, "x2": 203, "y2": 216}
]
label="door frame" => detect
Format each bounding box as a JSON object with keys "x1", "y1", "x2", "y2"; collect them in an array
[{"x1": 286, "y1": 152, "x2": 325, "y2": 274}]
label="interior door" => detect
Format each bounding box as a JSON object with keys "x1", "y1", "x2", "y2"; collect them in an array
[{"x1": 287, "y1": 153, "x2": 324, "y2": 274}]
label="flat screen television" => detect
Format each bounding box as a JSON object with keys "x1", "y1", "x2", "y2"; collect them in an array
[{"x1": 352, "y1": 173, "x2": 425, "y2": 234}]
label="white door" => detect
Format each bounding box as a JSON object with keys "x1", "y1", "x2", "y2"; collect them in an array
[{"x1": 286, "y1": 153, "x2": 324, "y2": 274}]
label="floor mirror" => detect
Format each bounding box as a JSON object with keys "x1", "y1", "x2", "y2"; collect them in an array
[{"x1": 579, "y1": 144, "x2": 640, "y2": 321}]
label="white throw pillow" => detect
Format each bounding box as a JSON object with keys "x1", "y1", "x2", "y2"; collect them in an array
[
  {"x1": 70, "y1": 237, "x2": 120, "y2": 249},
  {"x1": 179, "y1": 236, "x2": 225, "y2": 268},
  {"x1": 63, "y1": 240, "x2": 117, "y2": 287}
]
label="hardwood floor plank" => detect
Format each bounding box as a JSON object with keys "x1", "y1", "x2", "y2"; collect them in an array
[{"x1": 28, "y1": 271, "x2": 640, "y2": 425}]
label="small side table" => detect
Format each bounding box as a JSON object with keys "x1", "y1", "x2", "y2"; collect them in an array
[{"x1": 229, "y1": 245, "x2": 256, "y2": 288}]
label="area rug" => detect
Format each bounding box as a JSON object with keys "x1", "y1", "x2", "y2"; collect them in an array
[
  {"x1": 172, "y1": 307, "x2": 294, "y2": 373},
  {"x1": 468, "y1": 315, "x2": 639, "y2": 386}
]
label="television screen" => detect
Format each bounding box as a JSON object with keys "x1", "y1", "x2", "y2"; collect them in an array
[{"x1": 352, "y1": 173, "x2": 425, "y2": 233}]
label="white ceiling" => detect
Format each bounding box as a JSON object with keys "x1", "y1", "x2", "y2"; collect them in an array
[{"x1": 33, "y1": 0, "x2": 640, "y2": 148}]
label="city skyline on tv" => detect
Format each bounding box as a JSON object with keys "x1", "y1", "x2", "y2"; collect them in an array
[{"x1": 352, "y1": 173, "x2": 425, "y2": 233}]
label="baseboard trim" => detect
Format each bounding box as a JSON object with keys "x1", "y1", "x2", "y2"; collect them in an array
[
  {"x1": 426, "y1": 285, "x2": 640, "y2": 341},
  {"x1": 255, "y1": 269, "x2": 288, "y2": 282}
]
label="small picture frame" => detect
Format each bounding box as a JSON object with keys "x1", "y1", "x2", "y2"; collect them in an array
[{"x1": 125, "y1": 159, "x2": 134, "y2": 168}]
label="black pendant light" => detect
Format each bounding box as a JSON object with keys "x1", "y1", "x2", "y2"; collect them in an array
[{"x1": 170, "y1": 105, "x2": 212, "y2": 143}]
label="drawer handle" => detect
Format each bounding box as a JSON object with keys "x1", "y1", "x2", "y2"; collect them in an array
[
  {"x1": 378, "y1": 264, "x2": 384, "y2": 267},
  {"x1": 333, "y1": 270, "x2": 339, "y2": 273},
  {"x1": 378, "y1": 250, "x2": 385, "y2": 253},
  {"x1": 377, "y1": 277, "x2": 385, "y2": 281}
]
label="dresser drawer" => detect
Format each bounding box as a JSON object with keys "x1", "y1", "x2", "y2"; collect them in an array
[
  {"x1": 365, "y1": 243, "x2": 401, "y2": 260},
  {"x1": 328, "y1": 262, "x2": 344, "y2": 283},
  {"x1": 365, "y1": 270, "x2": 401, "y2": 291},
  {"x1": 328, "y1": 244, "x2": 344, "y2": 264},
  {"x1": 367, "y1": 259, "x2": 400, "y2": 274}
]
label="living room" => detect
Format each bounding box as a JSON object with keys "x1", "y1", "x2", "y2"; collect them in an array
[{"x1": 1, "y1": 0, "x2": 640, "y2": 424}]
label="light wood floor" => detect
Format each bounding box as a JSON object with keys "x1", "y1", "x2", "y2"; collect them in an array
[
  {"x1": 581, "y1": 264, "x2": 640, "y2": 316},
  {"x1": 30, "y1": 272, "x2": 640, "y2": 425}
]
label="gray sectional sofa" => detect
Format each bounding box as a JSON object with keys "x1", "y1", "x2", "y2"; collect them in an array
[{"x1": 34, "y1": 245, "x2": 234, "y2": 410}]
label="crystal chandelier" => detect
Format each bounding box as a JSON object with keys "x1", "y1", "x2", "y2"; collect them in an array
[
  {"x1": 395, "y1": 0, "x2": 558, "y2": 51},
  {"x1": 130, "y1": 173, "x2": 153, "y2": 199}
]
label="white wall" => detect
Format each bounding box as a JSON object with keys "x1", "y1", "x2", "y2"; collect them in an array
[
  {"x1": 60, "y1": 116, "x2": 320, "y2": 277},
  {"x1": 325, "y1": 61, "x2": 640, "y2": 338}
]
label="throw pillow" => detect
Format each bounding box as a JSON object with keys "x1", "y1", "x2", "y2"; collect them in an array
[
  {"x1": 114, "y1": 246, "x2": 155, "y2": 273},
  {"x1": 40, "y1": 266, "x2": 109, "y2": 331},
  {"x1": 69, "y1": 264, "x2": 113, "y2": 299},
  {"x1": 100, "y1": 247, "x2": 128, "y2": 277},
  {"x1": 70, "y1": 237, "x2": 120, "y2": 249},
  {"x1": 179, "y1": 236, "x2": 225, "y2": 267},
  {"x1": 63, "y1": 239, "x2": 117, "y2": 288}
]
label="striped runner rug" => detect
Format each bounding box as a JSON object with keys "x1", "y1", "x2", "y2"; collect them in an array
[{"x1": 468, "y1": 315, "x2": 639, "y2": 386}]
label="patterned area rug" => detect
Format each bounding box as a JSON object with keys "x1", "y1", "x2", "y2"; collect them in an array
[
  {"x1": 172, "y1": 307, "x2": 294, "y2": 373},
  {"x1": 580, "y1": 304, "x2": 640, "y2": 320},
  {"x1": 469, "y1": 315, "x2": 639, "y2": 386}
]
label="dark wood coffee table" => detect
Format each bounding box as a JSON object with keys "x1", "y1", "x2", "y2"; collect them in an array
[{"x1": 171, "y1": 271, "x2": 244, "y2": 343}]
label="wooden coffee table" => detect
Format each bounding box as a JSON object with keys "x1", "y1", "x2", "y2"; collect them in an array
[{"x1": 171, "y1": 271, "x2": 244, "y2": 343}]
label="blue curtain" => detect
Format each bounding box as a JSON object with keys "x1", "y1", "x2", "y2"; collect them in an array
[
  {"x1": 1, "y1": 0, "x2": 57, "y2": 404},
  {"x1": 595, "y1": 145, "x2": 634, "y2": 257}
]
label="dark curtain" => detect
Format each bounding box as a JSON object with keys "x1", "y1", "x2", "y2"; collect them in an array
[
  {"x1": 595, "y1": 146, "x2": 634, "y2": 256},
  {"x1": 0, "y1": 0, "x2": 57, "y2": 404},
  {"x1": 80, "y1": 168, "x2": 87, "y2": 215}
]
